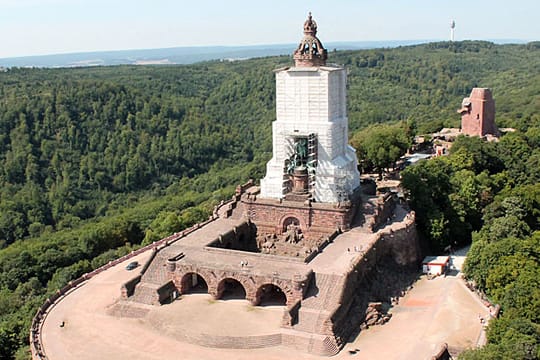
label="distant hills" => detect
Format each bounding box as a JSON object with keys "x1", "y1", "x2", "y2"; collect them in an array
[
  {"x1": 1, "y1": 39, "x2": 529, "y2": 69},
  {"x1": 0, "y1": 40, "x2": 441, "y2": 68}
]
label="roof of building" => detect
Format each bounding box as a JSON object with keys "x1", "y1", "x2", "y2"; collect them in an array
[
  {"x1": 422, "y1": 255, "x2": 450, "y2": 265},
  {"x1": 431, "y1": 128, "x2": 461, "y2": 139},
  {"x1": 469, "y1": 87, "x2": 493, "y2": 100},
  {"x1": 403, "y1": 153, "x2": 431, "y2": 164}
]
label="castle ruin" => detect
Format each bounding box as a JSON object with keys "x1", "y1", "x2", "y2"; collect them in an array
[{"x1": 459, "y1": 87, "x2": 499, "y2": 137}]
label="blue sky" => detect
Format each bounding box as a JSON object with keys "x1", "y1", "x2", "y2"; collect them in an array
[{"x1": 1, "y1": 0, "x2": 539, "y2": 58}]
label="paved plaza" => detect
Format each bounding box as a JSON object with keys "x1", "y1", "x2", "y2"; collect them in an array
[
  {"x1": 40, "y1": 244, "x2": 489, "y2": 360},
  {"x1": 342, "y1": 275, "x2": 488, "y2": 359}
]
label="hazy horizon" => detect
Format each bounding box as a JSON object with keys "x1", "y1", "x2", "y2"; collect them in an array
[
  {"x1": 0, "y1": 40, "x2": 425, "y2": 68},
  {"x1": 1, "y1": 0, "x2": 539, "y2": 59},
  {"x1": 0, "y1": 38, "x2": 532, "y2": 62}
]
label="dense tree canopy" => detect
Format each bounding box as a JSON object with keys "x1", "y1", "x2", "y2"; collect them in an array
[
  {"x1": 351, "y1": 121, "x2": 413, "y2": 177},
  {"x1": 0, "y1": 61, "x2": 281, "y2": 247}
]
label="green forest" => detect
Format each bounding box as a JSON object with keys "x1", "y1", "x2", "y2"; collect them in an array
[
  {"x1": 401, "y1": 134, "x2": 540, "y2": 359},
  {"x1": 0, "y1": 40, "x2": 538, "y2": 359}
]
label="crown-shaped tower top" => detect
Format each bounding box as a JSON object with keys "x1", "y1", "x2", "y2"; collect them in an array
[
  {"x1": 303, "y1": 12, "x2": 318, "y2": 36},
  {"x1": 293, "y1": 12, "x2": 328, "y2": 67}
]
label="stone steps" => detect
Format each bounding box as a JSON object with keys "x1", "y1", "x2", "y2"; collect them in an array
[
  {"x1": 130, "y1": 252, "x2": 171, "y2": 304},
  {"x1": 319, "y1": 335, "x2": 341, "y2": 356},
  {"x1": 292, "y1": 272, "x2": 346, "y2": 336},
  {"x1": 292, "y1": 308, "x2": 326, "y2": 333},
  {"x1": 195, "y1": 333, "x2": 282, "y2": 349},
  {"x1": 281, "y1": 329, "x2": 341, "y2": 356},
  {"x1": 148, "y1": 324, "x2": 283, "y2": 349},
  {"x1": 302, "y1": 273, "x2": 344, "y2": 311},
  {"x1": 321, "y1": 274, "x2": 346, "y2": 309},
  {"x1": 130, "y1": 282, "x2": 160, "y2": 305},
  {"x1": 107, "y1": 300, "x2": 152, "y2": 318},
  {"x1": 302, "y1": 273, "x2": 331, "y2": 308},
  {"x1": 139, "y1": 253, "x2": 169, "y2": 285}
]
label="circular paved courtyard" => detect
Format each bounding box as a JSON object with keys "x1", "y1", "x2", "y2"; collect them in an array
[{"x1": 40, "y1": 250, "x2": 489, "y2": 360}]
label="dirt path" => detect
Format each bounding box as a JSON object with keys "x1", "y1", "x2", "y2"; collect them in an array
[{"x1": 341, "y1": 275, "x2": 488, "y2": 359}]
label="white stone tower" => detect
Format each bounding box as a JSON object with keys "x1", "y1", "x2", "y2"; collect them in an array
[{"x1": 260, "y1": 13, "x2": 360, "y2": 203}]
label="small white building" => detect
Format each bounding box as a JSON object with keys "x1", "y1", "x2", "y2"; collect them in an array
[{"x1": 422, "y1": 256, "x2": 450, "y2": 275}]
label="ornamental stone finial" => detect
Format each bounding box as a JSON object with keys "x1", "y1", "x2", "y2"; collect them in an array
[{"x1": 293, "y1": 12, "x2": 327, "y2": 67}]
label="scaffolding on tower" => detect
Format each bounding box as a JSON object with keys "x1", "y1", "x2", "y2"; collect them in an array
[
  {"x1": 307, "y1": 133, "x2": 318, "y2": 196},
  {"x1": 282, "y1": 136, "x2": 296, "y2": 195}
]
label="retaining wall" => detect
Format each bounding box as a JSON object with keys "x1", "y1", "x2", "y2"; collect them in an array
[{"x1": 325, "y1": 210, "x2": 420, "y2": 351}]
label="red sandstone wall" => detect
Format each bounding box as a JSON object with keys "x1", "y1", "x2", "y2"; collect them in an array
[
  {"x1": 325, "y1": 213, "x2": 420, "y2": 347},
  {"x1": 170, "y1": 264, "x2": 307, "y2": 308},
  {"x1": 461, "y1": 88, "x2": 497, "y2": 137},
  {"x1": 247, "y1": 201, "x2": 352, "y2": 238}
]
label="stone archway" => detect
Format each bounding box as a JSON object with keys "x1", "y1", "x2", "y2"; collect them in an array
[
  {"x1": 282, "y1": 216, "x2": 300, "y2": 233},
  {"x1": 255, "y1": 283, "x2": 287, "y2": 306},
  {"x1": 180, "y1": 272, "x2": 209, "y2": 294},
  {"x1": 216, "y1": 278, "x2": 247, "y2": 300}
]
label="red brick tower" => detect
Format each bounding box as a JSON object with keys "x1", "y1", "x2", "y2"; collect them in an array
[{"x1": 458, "y1": 88, "x2": 498, "y2": 137}]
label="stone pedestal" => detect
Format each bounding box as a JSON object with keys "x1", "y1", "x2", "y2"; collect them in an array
[{"x1": 292, "y1": 166, "x2": 308, "y2": 194}]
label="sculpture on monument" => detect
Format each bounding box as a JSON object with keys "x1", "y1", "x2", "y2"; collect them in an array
[{"x1": 286, "y1": 137, "x2": 308, "y2": 173}]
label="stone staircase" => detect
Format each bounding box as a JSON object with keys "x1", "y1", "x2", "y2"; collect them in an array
[
  {"x1": 287, "y1": 272, "x2": 346, "y2": 355},
  {"x1": 139, "y1": 252, "x2": 170, "y2": 284},
  {"x1": 189, "y1": 333, "x2": 282, "y2": 349},
  {"x1": 107, "y1": 299, "x2": 153, "y2": 318},
  {"x1": 130, "y1": 252, "x2": 170, "y2": 305},
  {"x1": 292, "y1": 308, "x2": 321, "y2": 333},
  {"x1": 280, "y1": 330, "x2": 342, "y2": 357},
  {"x1": 130, "y1": 282, "x2": 161, "y2": 305},
  {"x1": 301, "y1": 273, "x2": 344, "y2": 310},
  {"x1": 320, "y1": 335, "x2": 341, "y2": 356}
]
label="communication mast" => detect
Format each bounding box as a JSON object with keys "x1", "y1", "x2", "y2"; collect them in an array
[{"x1": 450, "y1": 20, "x2": 456, "y2": 42}]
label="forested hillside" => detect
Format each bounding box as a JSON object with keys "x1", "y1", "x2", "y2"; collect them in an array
[
  {"x1": 0, "y1": 41, "x2": 538, "y2": 358},
  {"x1": 402, "y1": 131, "x2": 540, "y2": 359},
  {"x1": 395, "y1": 43, "x2": 539, "y2": 359}
]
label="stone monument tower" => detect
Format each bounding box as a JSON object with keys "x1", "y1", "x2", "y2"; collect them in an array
[
  {"x1": 260, "y1": 13, "x2": 360, "y2": 204},
  {"x1": 458, "y1": 87, "x2": 499, "y2": 137}
]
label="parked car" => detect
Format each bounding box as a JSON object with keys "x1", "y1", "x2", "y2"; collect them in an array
[{"x1": 125, "y1": 261, "x2": 139, "y2": 270}]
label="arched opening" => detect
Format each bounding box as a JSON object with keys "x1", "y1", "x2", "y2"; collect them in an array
[
  {"x1": 256, "y1": 284, "x2": 287, "y2": 306},
  {"x1": 181, "y1": 272, "x2": 208, "y2": 294},
  {"x1": 217, "y1": 278, "x2": 246, "y2": 300},
  {"x1": 282, "y1": 217, "x2": 300, "y2": 233}
]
